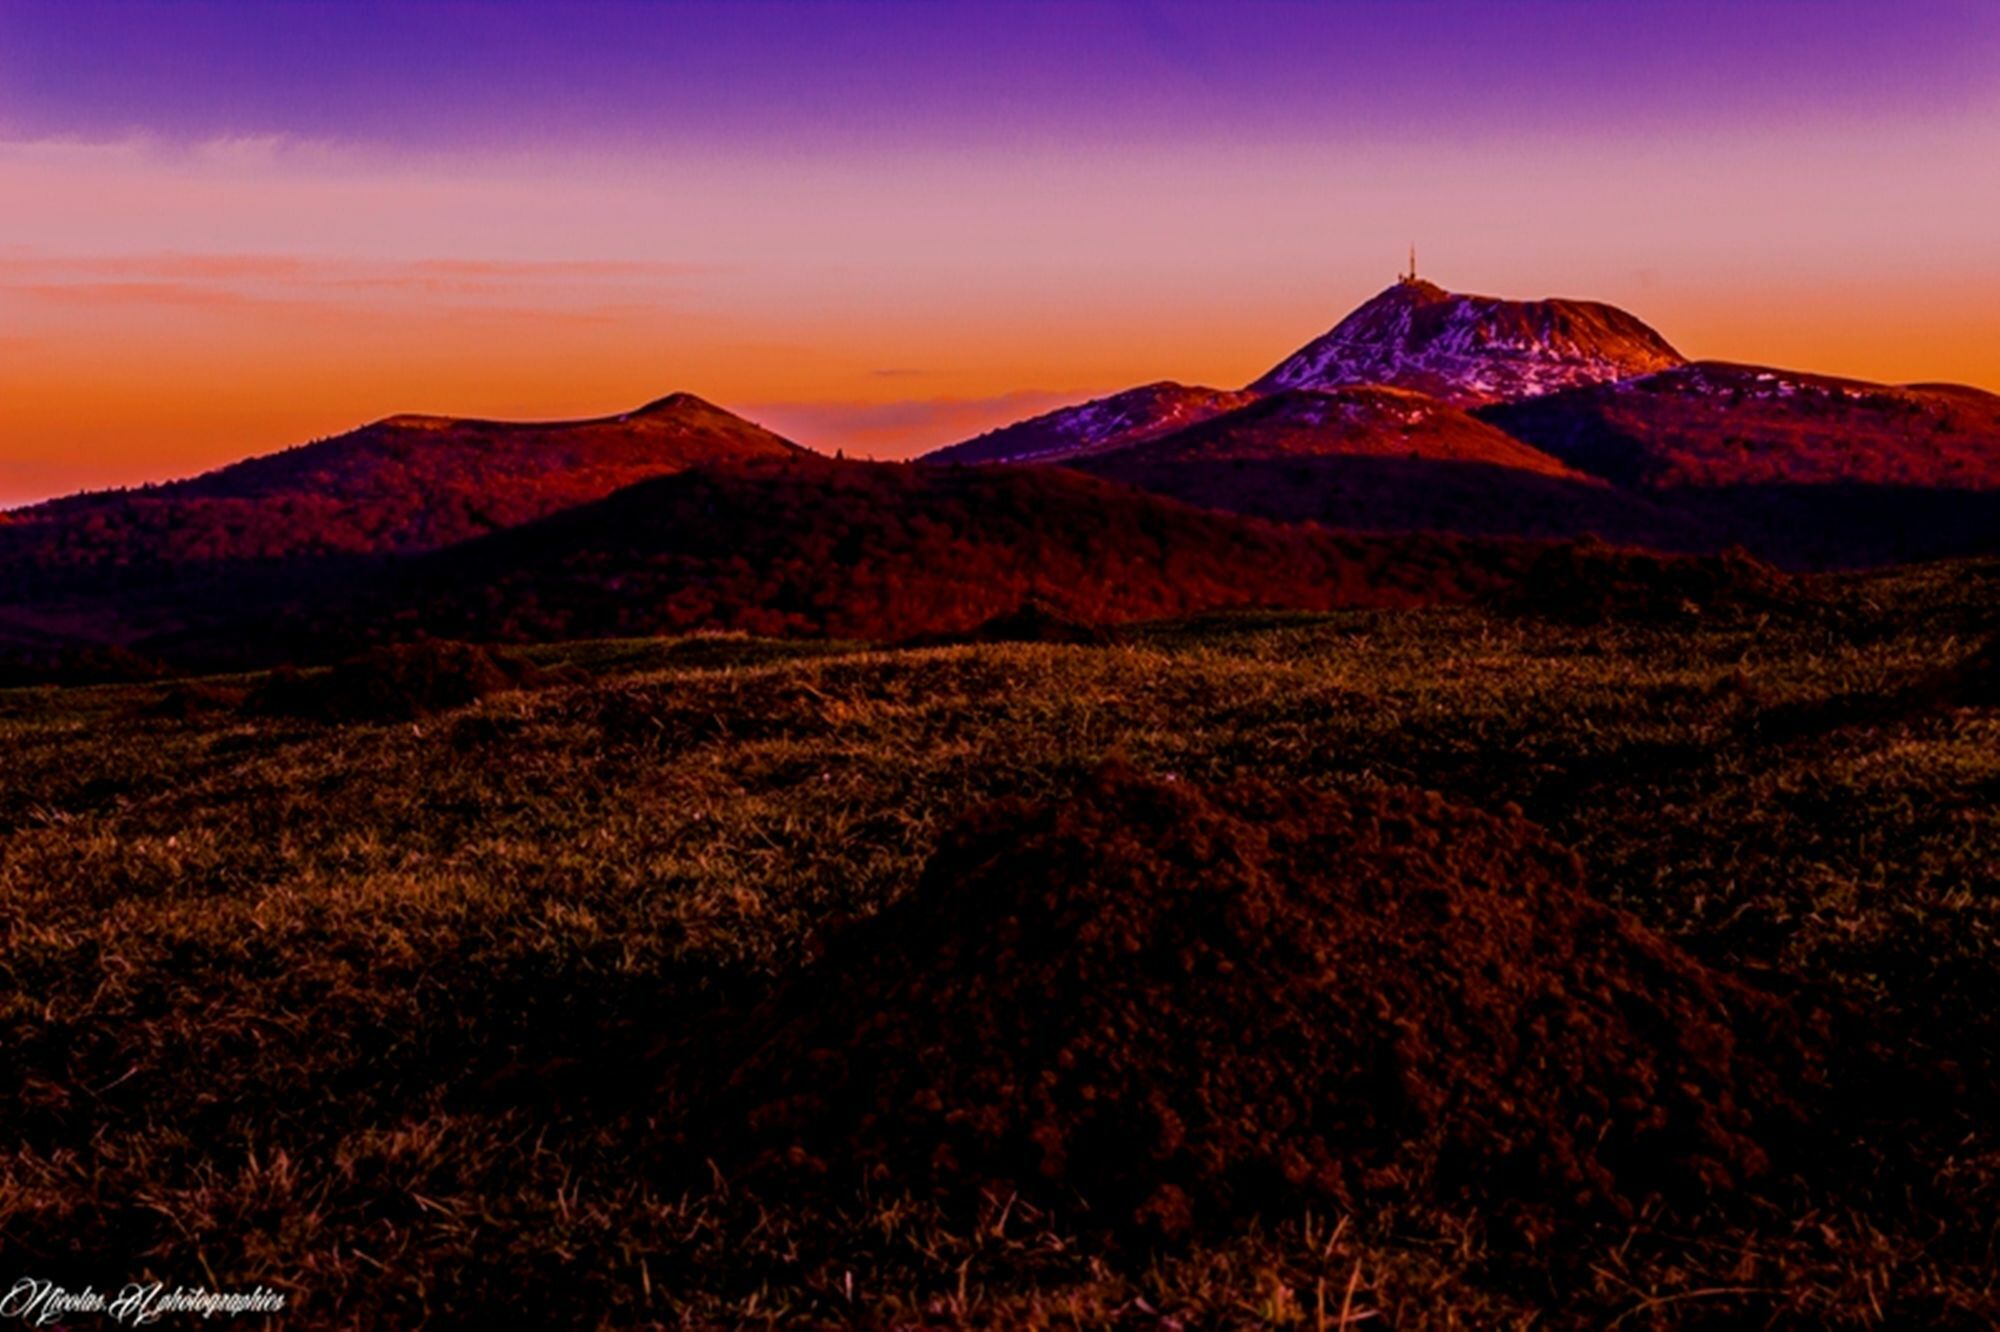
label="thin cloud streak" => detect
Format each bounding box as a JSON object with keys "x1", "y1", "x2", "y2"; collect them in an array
[
  {"x1": 0, "y1": 252, "x2": 710, "y2": 281},
  {"x1": 0, "y1": 250, "x2": 715, "y2": 334},
  {"x1": 746, "y1": 390, "x2": 1107, "y2": 460}
]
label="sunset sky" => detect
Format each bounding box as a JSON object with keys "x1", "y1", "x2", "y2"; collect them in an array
[{"x1": 3, "y1": 0, "x2": 1998, "y2": 506}]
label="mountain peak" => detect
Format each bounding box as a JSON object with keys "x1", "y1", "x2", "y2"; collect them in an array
[
  {"x1": 1253, "y1": 282, "x2": 1684, "y2": 406},
  {"x1": 1384, "y1": 277, "x2": 1451, "y2": 302}
]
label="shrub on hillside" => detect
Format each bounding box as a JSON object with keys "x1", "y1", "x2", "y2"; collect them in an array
[
  {"x1": 140, "y1": 680, "x2": 251, "y2": 719},
  {"x1": 1505, "y1": 540, "x2": 1793, "y2": 624},
  {"x1": 0, "y1": 644, "x2": 171, "y2": 689},
  {"x1": 244, "y1": 640, "x2": 551, "y2": 723}
]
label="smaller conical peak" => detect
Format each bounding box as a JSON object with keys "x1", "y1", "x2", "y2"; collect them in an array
[
  {"x1": 627, "y1": 391, "x2": 712, "y2": 418},
  {"x1": 375, "y1": 412, "x2": 458, "y2": 432}
]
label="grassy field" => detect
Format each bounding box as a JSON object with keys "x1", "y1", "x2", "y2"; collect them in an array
[{"x1": 2, "y1": 560, "x2": 1997, "y2": 1327}]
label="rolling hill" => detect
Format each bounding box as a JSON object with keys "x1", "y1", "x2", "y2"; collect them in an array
[
  {"x1": 4, "y1": 393, "x2": 802, "y2": 574},
  {"x1": 0, "y1": 394, "x2": 803, "y2": 644},
  {"x1": 341, "y1": 459, "x2": 1515, "y2": 644},
  {"x1": 226, "y1": 458, "x2": 1782, "y2": 658}
]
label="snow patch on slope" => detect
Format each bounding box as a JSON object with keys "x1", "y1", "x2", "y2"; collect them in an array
[{"x1": 923, "y1": 383, "x2": 1255, "y2": 466}]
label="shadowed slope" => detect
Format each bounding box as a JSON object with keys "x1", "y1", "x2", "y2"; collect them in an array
[
  {"x1": 1483, "y1": 361, "x2": 2000, "y2": 490},
  {"x1": 1064, "y1": 386, "x2": 1722, "y2": 551},
  {"x1": 1103, "y1": 385, "x2": 1585, "y2": 476},
  {"x1": 337, "y1": 459, "x2": 1540, "y2": 646},
  {"x1": 1078, "y1": 455, "x2": 1728, "y2": 551},
  {"x1": 1479, "y1": 363, "x2": 2000, "y2": 567}
]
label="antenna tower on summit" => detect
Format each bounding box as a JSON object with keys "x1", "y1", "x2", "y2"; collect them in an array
[{"x1": 1402, "y1": 244, "x2": 1418, "y2": 284}]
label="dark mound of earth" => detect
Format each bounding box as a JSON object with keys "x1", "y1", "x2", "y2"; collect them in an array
[
  {"x1": 697, "y1": 765, "x2": 1826, "y2": 1241},
  {"x1": 245, "y1": 640, "x2": 552, "y2": 722},
  {"x1": 921, "y1": 600, "x2": 1115, "y2": 646},
  {"x1": 1506, "y1": 541, "x2": 1793, "y2": 624}
]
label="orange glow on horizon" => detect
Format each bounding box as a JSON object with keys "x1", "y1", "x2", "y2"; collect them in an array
[{"x1": 4, "y1": 126, "x2": 1998, "y2": 505}]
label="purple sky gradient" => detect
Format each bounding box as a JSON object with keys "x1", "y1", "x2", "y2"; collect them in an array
[{"x1": 5, "y1": 1, "x2": 1997, "y2": 153}]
